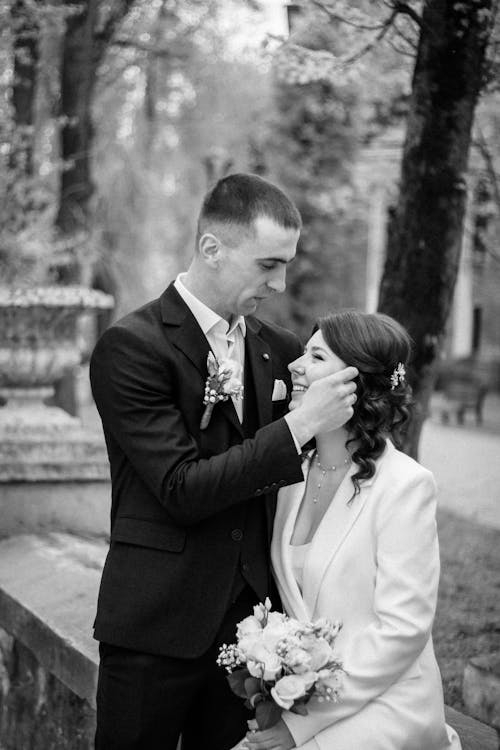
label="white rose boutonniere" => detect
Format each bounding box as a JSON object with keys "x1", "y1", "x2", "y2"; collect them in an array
[{"x1": 200, "y1": 352, "x2": 244, "y2": 429}]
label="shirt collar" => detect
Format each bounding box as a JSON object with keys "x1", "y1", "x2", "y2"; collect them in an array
[{"x1": 174, "y1": 273, "x2": 246, "y2": 338}]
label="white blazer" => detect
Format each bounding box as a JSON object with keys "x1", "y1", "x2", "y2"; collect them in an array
[{"x1": 271, "y1": 440, "x2": 461, "y2": 750}]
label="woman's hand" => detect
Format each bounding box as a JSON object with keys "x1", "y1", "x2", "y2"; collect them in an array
[{"x1": 244, "y1": 719, "x2": 296, "y2": 750}]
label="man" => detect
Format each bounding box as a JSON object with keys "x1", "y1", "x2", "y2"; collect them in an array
[{"x1": 90, "y1": 173, "x2": 357, "y2": 750}]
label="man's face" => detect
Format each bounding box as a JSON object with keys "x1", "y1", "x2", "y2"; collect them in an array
[{"x1": 214, "y1": 215, "x2": 299, "y2": 318}]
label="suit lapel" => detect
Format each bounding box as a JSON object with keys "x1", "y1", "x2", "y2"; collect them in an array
[
  {"x1": 303, "y1": 464, "x2": 373, "y2": 617},
  {"x1": 160, "y1": 284, "x2": 210, "y2": 377},
  {"x1": 160, "y1": 284, "x2": 243, "y2": 436},
  {"x1": 244, "y1": 317, "x2": 273, "y2": 428}
]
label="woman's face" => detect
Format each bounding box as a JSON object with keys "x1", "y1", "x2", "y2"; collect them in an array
[{"x1": 288, "y1": 329, "x2": 347, "y2": 403}]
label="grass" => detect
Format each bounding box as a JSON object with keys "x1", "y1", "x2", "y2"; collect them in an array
[{"x1": 434, "y1": 509, "x2": 500, "y2": 710}]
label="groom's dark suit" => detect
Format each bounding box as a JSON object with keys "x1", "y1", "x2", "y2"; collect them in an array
[{"x1": 90, "y1": 282, "x2": 304, "y2": 748}]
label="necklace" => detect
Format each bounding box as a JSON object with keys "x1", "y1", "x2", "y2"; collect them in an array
[{"x1": 312, "y1": 451, "x2": 351, "y2": 504}]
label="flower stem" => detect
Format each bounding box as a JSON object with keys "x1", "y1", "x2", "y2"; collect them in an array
[{"x1": 200, "y1": 402, "x2": 214, "y2": 430}]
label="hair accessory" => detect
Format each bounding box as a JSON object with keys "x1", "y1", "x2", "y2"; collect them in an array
[{"x1": 390, "y1": 362, "x2": 406, "y2": 390}]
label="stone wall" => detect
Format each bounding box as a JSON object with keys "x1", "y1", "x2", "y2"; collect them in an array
[
  {"x1": 0, "y1": 630, "x2": 95, "y2": 749},
  {"x1": 0, "y1": 533, "x2": 105, "y2": 750}
]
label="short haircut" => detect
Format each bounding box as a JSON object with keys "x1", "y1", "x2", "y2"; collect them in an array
[{"x1": 197, "y1": 173, "x2": 302, "y2": 244}]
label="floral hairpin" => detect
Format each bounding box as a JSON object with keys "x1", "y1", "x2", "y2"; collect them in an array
[
  {"x1": 390, "y1": 362, "x2": 406, "y2": 390},
  {"x1": 200, "y1": 352, "x2": 244, "y2": 429}
]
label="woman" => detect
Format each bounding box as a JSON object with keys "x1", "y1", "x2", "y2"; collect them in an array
[{"x1": 245, "y1": 311, "x2": 461, "y2": 750}]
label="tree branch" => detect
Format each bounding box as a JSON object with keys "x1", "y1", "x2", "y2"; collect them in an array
[
  {"x1": 342, "y1": 8, "x2": 398, "y2": 65},
  {"x1": 111, "y1": 37, "x2": 189, "y2": 60},
  {"x1": 308, "y1": 0, "x2": 387, "y2": 31},
  {"x1": 387, "y1": 35, "x2": 416, "y2": 57},
  {"x1": 391, "y1": 1, "x2": 424, "y2": 30},
  {"x1": 94, "y1": 0, "x2": 137, "y2": 52},
  {"x1": 391, "y1": 18, "x2": 418, "y2": 52}
]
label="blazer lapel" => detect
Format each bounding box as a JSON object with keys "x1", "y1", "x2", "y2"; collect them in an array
[
  {"x1": 272, "y1": 458, "x2": 313, "y2": 623},
  {"x1": 303, "y1": 464, "x2": 373, "y2": 617},
  {"x1": 160, "y1": 284, "x2": 243, "y2": 436},
  {"x1": 244, "y1": 317, "x2": 273, "y2": 428},
  {"x1": 160, "y1": 284, "x2": 211, "y2": 375}
]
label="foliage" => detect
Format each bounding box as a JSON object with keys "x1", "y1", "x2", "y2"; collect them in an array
[
  {"x1": 91, "y1": 0, "x2": 274, "y2": 313},
  {"x1": 271, "y1": 0, "x2": 499, "y2": 456},
  {"x1": 254, "y1": 16, "x2": 368, "y2": 339},
  {"x1": 435, "y1": 509, "x2": 500, "y2": 710}
]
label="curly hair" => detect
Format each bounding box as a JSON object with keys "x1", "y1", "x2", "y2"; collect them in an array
[{"x1": 316, "y1": 310, "x2": 413, "y2": 499}]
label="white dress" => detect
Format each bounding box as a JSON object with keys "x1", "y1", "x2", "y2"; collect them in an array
[{"x1": 289, "y1": 542, "x2": 311, "y2": 594}]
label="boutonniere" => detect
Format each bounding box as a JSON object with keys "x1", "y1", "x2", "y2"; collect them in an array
[{"x1": 200, "y1": 352, "x2": 244, "y2": 429}]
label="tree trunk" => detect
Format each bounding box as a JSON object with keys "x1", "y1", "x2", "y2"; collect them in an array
[
  {"x1": 55, "y1": 0, "x2": 99, "y2": 255},
  {"x1": 10, "y1": 0, "x2": 39, "y2": 175},
  {"x1": 377, "y1": 0, "x2": 494, "y2": 458},
  {"x1": 53, "y1": 0, "x2": 133, "y2": 412},
  {"x1": 54, "y1": 0, "x2": 135, "y2": 281}
]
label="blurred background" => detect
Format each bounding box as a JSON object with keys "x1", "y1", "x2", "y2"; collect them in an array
[{"x1": 0, "y1": 1, "x2": 499, "y2": 747}]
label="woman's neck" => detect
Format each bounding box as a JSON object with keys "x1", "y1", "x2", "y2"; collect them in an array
[{"x1": 314, "y1": 428, "x2": 351, "y2": 466}]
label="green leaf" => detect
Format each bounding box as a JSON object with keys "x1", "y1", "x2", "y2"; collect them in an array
[
  {"x1": 255, "y1": 700, "x2": 283, "y2": 730},
  {"x1": 244, "y1": 676, "x2": 261, "y2": 698},
  {"x1": 290, "y1": 703, "x2": 308, "y2": 716},
  {"x1": 227, "y1": 668, "x2": 251, "y2": 699},
  {"x1": 249, "y1": 692, "x2": 265, "y2": 708}
]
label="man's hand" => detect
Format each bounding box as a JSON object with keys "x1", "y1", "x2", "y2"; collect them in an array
[
  {"x1": 284, "y1": 366, "x2": 358, "y2": 447},
  {"x1": 244, "y1": 718, "x2": 296, "y2": 750}
]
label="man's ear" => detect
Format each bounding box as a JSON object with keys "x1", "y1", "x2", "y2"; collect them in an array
[{"x1": 198, "y1": 232, "x2": 221, "y2": 266}]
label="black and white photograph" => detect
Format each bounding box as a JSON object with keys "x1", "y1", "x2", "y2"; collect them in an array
[{"x1": 0, "y1": 1, "x2": 499, "y2": 748}]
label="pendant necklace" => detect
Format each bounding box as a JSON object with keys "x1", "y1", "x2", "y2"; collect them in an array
[{"x1": 312, "y1": 451, "x2": 351, "y2": 504}]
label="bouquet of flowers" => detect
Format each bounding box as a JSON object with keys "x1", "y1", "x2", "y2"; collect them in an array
[{"x1": 217, "y1": 598, "x2": 343, "y2": 731}]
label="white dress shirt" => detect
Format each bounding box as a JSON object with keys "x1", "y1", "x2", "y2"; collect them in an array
[
  {"x1": 173, "y1": 273, "x2": 301, "y2": 449},
  {"x1": 174, "y1": 274, "x2": 245, "y2": 420}
]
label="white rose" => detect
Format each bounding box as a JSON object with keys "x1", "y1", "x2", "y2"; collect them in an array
[
  {"x1": 253, "y1": 598, "x2": 273, "y2": 623},
  {"x1": 222, "y1": 377, "x2": 243, "y2": 396},
  {"x1": 284, "y1": 647, "x2": 312, "y2": 674},
  {"x1": 270, "y1": 674, "x2": 310, "y2": 710},
  {"x1": 262, "y1": 617, "x2": 290, "y2": 652},
  {"x1": 246, "y1": 644, "x2": 283, "y2": 681},
  {"x1": 238, "y1": 632, "x2": 262, "y2": 662},
  {"x1": 237, "y1": 615, "x2": 263, "y2": 639},
  {"x1": 218, "y1": 358, "x2": 241, "y2": 379},
  {"x1": 303, "y1": 637, "x2": 335, "y2": 671}
]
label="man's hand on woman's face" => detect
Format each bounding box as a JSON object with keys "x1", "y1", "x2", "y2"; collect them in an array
[{"x1": 286, "y1": 366, "x2": 358, "y2": 446}]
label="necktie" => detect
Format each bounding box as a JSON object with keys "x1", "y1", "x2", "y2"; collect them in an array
[{"x1": 226, "y1": 329, "x2": 243, "y2": 422}]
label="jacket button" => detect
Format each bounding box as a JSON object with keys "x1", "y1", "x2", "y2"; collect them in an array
[
  {"x1": 255, "y1": 489, "x2": 262, "y2": 496},
  {"x1": 231, "y1": 529, "x2": 243, "y2": 542},
  {"x1": 242, "y1": 563, "x2": 250, "y2": 572}
]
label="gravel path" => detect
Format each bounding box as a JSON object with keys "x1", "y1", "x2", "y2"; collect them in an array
[{"x1": 421, "y1": 393, "x2": 500, "y2": 530}]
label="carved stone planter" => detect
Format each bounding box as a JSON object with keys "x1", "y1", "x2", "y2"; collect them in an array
[
  {"x1": 0, "y1": 286, "x2": 114, "y2": 536},
  {"x1": 0, "y1": 286, "x2": 113, "y2": 432}
]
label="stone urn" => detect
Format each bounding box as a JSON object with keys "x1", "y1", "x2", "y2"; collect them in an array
[
  {"x1": 0, "y1": 285, "x2": 113, "y2": 429},
  {"x1": 0, "y1": 286, "x2": 114, "y2": 486}
]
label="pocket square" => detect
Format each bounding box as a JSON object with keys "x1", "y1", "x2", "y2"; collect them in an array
[{"x1": 272, "y1": 379, "x2": 288, "y2": 401}]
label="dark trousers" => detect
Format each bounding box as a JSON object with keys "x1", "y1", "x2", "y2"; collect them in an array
[{"x1": 95, "y1": 587, "x2": 258, "y2": 750}]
